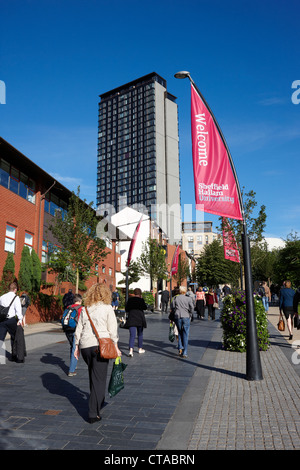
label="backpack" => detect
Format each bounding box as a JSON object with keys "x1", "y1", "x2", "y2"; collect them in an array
[{"x1": 61, "y1": 305, "x2": 80, "y2": 332}]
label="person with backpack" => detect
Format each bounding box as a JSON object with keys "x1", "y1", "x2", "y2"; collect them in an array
[
  {"x1": 111, "y1": 290, "x2": 119, "y2": 312},
  {"x1": 61, "y1": 293, "x2": 83, "y2": 376},
  {"x1": 0, "y1": 282, "x2": 23, "y2": 362}
]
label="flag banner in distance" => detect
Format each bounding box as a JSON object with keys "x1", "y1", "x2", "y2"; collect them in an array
[
  {"x1": 127, "y1": 216, "x2": 143, "y2": 267},
  {"x1": 222, "y1": 217, "x2": 240, "y2": 263},
  {"x1": 171, "y1": 244, "x2": 180, "y2": 276}
]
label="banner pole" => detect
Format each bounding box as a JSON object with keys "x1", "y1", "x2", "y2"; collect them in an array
[{"x1": 181, "y1": 73, "x2": 263, "y2": 380}]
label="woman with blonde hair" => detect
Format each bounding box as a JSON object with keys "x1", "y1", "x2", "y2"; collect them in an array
[{"x1": 74, "y1": 283, "x2": 121, "y2": 423}]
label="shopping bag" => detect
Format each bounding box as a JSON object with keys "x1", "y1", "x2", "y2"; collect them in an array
[
  {"x1": 169, "y1": 322, "x2": 175, "y2": 342},
  {"x1": 108, "y1": 357, "x2": 127, "y2": 397}
]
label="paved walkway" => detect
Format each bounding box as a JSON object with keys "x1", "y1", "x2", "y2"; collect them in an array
[{"x1": 0, "y1": 305, "x2": 299, "y2": 451}]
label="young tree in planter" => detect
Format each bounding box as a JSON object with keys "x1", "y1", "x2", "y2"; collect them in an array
[
  {"x1": 0, "y1": 251, "x2": 16, "y2": 294},
  {"x1": 31, "y1": 248, "x2": 42, "y2": 292},
  {"x1": 48, "y1": 188, "x2": 107, "y2": 293},
  {"x1": 118, "y1": 261, "x2": 141, "y2": 287},
  {"x1": 138, "y1": 238, "x2": 168, "y2": 307},
  {"x1": 18, "y1": 246, "x2": 33, "y2": 292},
  {"x1": 173, "y1": 253, "x2": 190, "y2": 287}
]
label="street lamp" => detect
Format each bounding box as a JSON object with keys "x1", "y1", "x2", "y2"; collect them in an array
[
  {"x1": 174, "y1": 71, "x2": 263, "y2": 381},
  {"x1": 174, "y1": 71, "x2": 191, "y2": 79}
]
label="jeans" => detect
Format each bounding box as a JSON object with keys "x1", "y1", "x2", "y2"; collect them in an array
[
  {"x1": 175, "y1": 317, "x2": 190, "y2": 356},
  {"x1": 262, "y1": 296, "x2": 269, "y2": 312},
  {"x1": 65, "y1": 331, "x2": 78, "y2": 373},
  {"x1": 129, "y1": 326, "x2": 143, "y2": 349}
]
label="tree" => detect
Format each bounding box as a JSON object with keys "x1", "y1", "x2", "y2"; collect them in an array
[
  {"x1": 118, "y1": 261, "x2": 141, "y2": 287},
  {"x1": 173, "y1": 253, "x2": 190, "y2": 286},
  {"x1": 0, "y1": 252, "x2": 15, "y2": 295},
  {"x1": 196, "y1": 239, "x2": 240, "y2": 287},
  {"x1": 31, "y1": 248, "x2": 42, "y2": 292},
  {"x1": 48, "y1": 188, "x2": 107, "y2": 293},
  {"x1": 138, "y1": 238, "x2": 168, "y2": 305},
  {"x1": 218, "y1": 188, "x2": 267, "y2": 285},
  {"x1": 219, "y1": 188, "x2": 267, "y2": 251},
  {"x1": 273, "y1": 232, "x2": 300, "y2": 286},
  {"x1": 18, "y1": 246, "x2": 33, "y2": 292}
]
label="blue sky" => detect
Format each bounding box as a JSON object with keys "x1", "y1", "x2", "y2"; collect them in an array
[{"x1": 1, "y1": 0, "x2": 299, "y2": 240}]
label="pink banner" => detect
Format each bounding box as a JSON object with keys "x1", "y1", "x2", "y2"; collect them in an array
[
  {"x1": 191, "y1": 84, "x2": 243, "y2": 220},
  {"x1": 171, "y1": 245, "x2": 180, "y2": 276},
  {"x1": 222, "y1": 217, "x2": 240, "y2": 263},
  {"x1": 127, "y1": 216, "x2": 143, "y2": 267}
]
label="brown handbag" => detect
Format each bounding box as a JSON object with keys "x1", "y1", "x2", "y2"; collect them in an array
[
  {"x1": 85, "y1": 307, "x2": 118, "y2": 359},
  {"x1": 278, "y1": 315, "x2": 285, "y2": 332}
]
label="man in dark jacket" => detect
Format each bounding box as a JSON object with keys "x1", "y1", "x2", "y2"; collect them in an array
[
  {"x1": 161, "y1": 289, "x2": 169, "y2": 313},
  {"x1": 63, "y1": 289, "x2": 74, "y2": 309}
]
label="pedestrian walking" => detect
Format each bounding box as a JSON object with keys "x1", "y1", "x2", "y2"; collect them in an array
[
  {"x1": 222, "y1": 284, "x2": 231, "y2": 296},
  {"x1": 125, "y1": 288, "x2": 147, "y2": 357},
  {"x1": 62, "y1": 293, "x2": 83, "y2": 377},
  {"x1": 111, "y1": 290, "x2": 120, "y2": 312},
  {"x1": 0, "y1": 282, "x2": 23, "y2": 361},
  {"x1": 195, "y1": 287, "x2": 206, "y2": 319},
  {"x1": 171, "y1": 286, "x2": 194, "y2": 358},
  {"x1": 74, "y1": 284, "x2": 121, "y2": 423},
  {"x1": 262, "y1": 281, "x2": 271, "y2": 313},
  {"x1": 161, "y1": 289, "x2": 169, "y2": 313},
  {"x1": 20, "y1": 291, "x2": 30, "y2": 327},
  {"x1": 205, "y1": 287, "x2": 218, "y2": 320},
  {"x1": 63, "y1": 289, "x2": 74, "y2": 309},
  {"x1": 279, "y1": 280, "x2": 296, "y2": 340}
]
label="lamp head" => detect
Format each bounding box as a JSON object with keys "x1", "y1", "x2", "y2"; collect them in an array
[{"x1": 174, "y1": 71, "x2": 191, "y2": 79}]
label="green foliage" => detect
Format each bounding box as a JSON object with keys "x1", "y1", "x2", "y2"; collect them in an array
[
  {"x1": 142, "y1": 291, "x2": 155, "y2": 306},
  {"x1": 118, "y1": 260, "x2": 141, "y2": 286},
  {"x1": 273, "y1": 232, "x2": 300, "y2": 286},
  {"x1": 220, "y1": 290, "x2": 270, "y2": 352},
  {"x1": 18, "y1": 246, "x2": 33, "y2": 292},
  {"x1": 138, "y1": 238, "x2": 168, "y2": 282},
  {"x1": 31, "y1": 248, "x2": 42, "y2": 292},
  {"x1": 0, "y1": 252, "x2": 15, "y2": 295},
  {"x1": 196, "y1": 239, "x2": 240, "y2": 287},
  {"x1": 48, "y1": 187, "x2": 107, "y2": 292}
]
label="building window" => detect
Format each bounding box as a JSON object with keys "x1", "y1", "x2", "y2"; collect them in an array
[
  {"x1": 42, "y1": 241, "x2": 48, "y2": 263},
  {"x1": 102, "y1": 266, "x2": 106, "y2": 274},
  {"x1": 0, "y1": 159, "x2": 36, "y2": 203},
  {"x1": 109, "y1": 268, "x2": 112, "y2": 276},
  {"x1": 24, "y1": 232, "x2": 33, "y2": 253},
  {"x1": 5, "y1": 224, "x2": 16, "y2": 253}
]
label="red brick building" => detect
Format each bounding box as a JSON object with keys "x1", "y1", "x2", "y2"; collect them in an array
[{"x1": 0, "y1": 137, "x2": 121, "y2": 302}]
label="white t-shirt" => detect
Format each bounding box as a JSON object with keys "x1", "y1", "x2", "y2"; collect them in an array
[{"x1": 0, "y1": 291, "x2": 23, "y2": 322}]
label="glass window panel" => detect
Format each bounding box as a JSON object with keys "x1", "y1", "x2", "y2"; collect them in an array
[
  {"x1": 9, "y1": 177, "x2": 19, "y2": 194},
  {"x1": 25, "y1": 232, "x2": 33, "y2": 246},
  {"x1": 6, "y1": 225, "x2": 15, "y2": 238}
]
